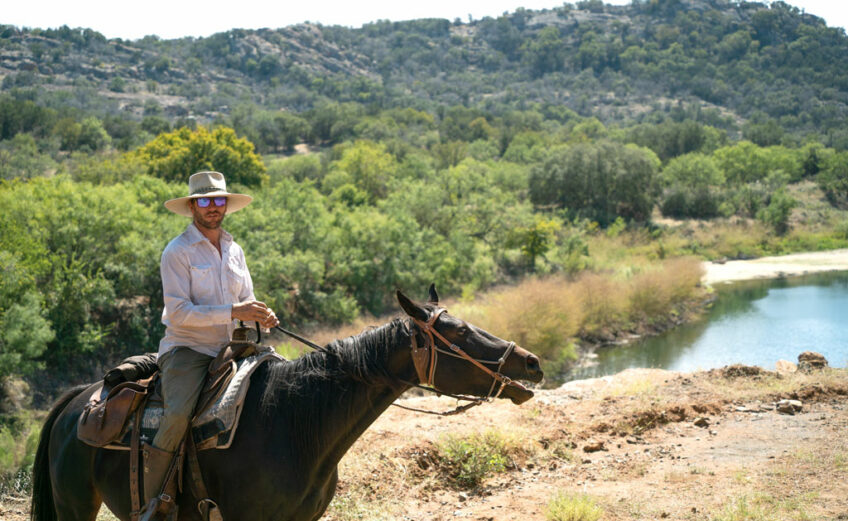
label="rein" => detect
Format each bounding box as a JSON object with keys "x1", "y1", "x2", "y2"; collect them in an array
[{"x1": 271, "y1": 310, "x2": 526, "y2": 416}]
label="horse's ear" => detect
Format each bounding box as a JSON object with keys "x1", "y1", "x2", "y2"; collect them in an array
[
  {"x1": 397, "y1": 290, "x2": 429, "y2": 322},
  {"x1": 427, "y1": 283, "x2": 439, "y2": 304}
]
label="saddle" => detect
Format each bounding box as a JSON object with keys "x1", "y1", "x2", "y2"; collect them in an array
[{"x1": 78, "y1": 328, "x2": 269, "y2": 449}]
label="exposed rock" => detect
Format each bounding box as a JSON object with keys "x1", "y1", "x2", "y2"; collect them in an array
[
  {"x1": 775, "y1": 359, "x2": 797, "y2": 374},
  {"x1": 583, "y1": 440, "x2": 605, "y2": 453},
  {"x1": 693, "y1": 417, "x2": 710, "y2": 428},
  {"x1": 776, "y1": 399, "x2": 803, "y2": 415},
  {"x1": 798, "y1": 352, "x2": 828, "y2": 373},
  {"x1": 719, "y1": 364, "x2": 766, "y2": 378}
]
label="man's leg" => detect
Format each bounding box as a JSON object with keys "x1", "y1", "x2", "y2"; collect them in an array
[{"x1": 141, "y1": 347, "x2": 212, "y2": 520}]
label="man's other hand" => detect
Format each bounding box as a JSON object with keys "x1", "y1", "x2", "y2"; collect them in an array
[{"x1": 232, "y1": 300, "x2": 280, "y2": 329}]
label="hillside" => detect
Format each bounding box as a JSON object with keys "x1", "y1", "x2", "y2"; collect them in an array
[{"x1": 2, "y1": 0, "x2": 848, "y2": 145}]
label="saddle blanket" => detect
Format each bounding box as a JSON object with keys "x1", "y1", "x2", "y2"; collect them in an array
[{"x1": 107, "y1": 349, "x2": 283, "y2": 451}]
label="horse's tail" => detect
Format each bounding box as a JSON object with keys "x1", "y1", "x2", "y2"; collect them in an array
[{"x1": 31, "y1": 384, "x2": 88, "y2": 521}]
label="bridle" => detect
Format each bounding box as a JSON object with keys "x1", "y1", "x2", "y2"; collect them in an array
[
  {"x1": 274, "y1": 307, "x2": 530, "y2": 416},
  {"x1": 408, "y1": 307, "x2": 528, "y2": 402}
]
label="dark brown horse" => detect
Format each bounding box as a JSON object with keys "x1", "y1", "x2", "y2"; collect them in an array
[{"x1": 31, "y1": 286, "x2": 543, "y2": 521}]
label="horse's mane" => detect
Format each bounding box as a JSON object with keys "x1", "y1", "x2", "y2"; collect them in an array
[{"x1": 258, "y1": 318, "x2": 411, "y2": 419}]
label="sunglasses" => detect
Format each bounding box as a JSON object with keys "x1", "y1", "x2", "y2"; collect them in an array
[{"x1": 195, "y1": 196, "x2": 227, "y2": 208}]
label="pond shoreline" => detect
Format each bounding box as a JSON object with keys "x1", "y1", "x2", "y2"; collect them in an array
[
  {"x1": 702, "y1": 248, "x2": 848, "y2": 285},
  {"x1": 565, "y1": 249, "x2": 848, "y2": 383}
]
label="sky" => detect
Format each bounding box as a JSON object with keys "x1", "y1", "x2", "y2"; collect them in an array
[{"x1": 2, "y1": 0, "x2": 846, "y2": 41}]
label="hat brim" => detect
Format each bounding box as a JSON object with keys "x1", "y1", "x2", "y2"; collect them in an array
[{"x1": 164, "y1": 191, "x2": 253, "y2": 217}]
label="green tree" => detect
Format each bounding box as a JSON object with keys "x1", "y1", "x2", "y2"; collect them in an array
[
  {"x1": 0, "y1": 291, "x2": 54, "y2": 380},
  {"x1": 0, "y1": 249, "x2": 55, "y2": 380},
  {"x1": 662, "y1": 153, "x2": 724, "y2": 188},
  {"x1": 0, "y1": 133, "x2": 59, "y2": 180},
  {"x1": 757, "y1": 188, "x2": 797, "y2": 235},
  {"x1": 529, "y1": 142, "x2": 660, "y2": 225},
  {"x1": 0, "y1": 176, "x2": 180, "y2": 380},
  {"x1": 77, "y1": 117, "x2": 112, "y2": 152},
  {"x1": 324, "y1": 140, "x2": 397, "y2": 203},
  {"x1": 273, "y1": 112, "x2": 311, "y2": 152},
  {"x1": 817, "y1": 151, "x2": 848, "y2": 209},
  {"x1": 508, "y1": 216, "x2": 562, "y2": 271},
  {"x1": 133, "y1": 126, "x2": 268, "y2": 186},
  {"x1": 660, "y1": 153, "x2": 725, "y2": 219},
  {"x1": 521, "y1": 26, "x2": 566, "y2": 76}
]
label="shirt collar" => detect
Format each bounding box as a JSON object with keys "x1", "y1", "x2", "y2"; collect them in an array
[{"x1": 185, "y1": 222, "x2": 233, "y2": 246}]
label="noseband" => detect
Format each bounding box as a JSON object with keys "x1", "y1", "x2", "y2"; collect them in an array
[{"x1": 409, "y1": 307, "x2": 528, "y2": 401}]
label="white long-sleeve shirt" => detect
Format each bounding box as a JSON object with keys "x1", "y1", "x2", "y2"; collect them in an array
[{"x1": 158, "y1": 223, "x2": 255, "y2": 357}]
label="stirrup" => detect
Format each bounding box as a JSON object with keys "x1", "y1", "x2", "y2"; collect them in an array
[
  {"x1": 139, "y1": 494, "x2": 177, "y2": 521},
  {"x1": 198, "y1": 498, "x2": 223, "y2": 521}
]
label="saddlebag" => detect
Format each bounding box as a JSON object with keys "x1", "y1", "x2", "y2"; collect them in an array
[{"x1": 78, "y1": 378, "x2": 154, "y2": 447}]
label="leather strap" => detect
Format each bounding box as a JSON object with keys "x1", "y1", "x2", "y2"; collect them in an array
[
  {"x1": 187, "y1": 432, "x2": 222, "y2": 521},
  {"x1": 411, "y1": 309, "x2": 528, "y2": 398},
  {"x1": 129, "y1": 405, "x2": 144, "y2": 521}
]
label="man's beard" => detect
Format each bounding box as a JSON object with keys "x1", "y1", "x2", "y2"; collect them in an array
[{"x1": 194, "y1": 211, "x2": 224, "y2": 230}]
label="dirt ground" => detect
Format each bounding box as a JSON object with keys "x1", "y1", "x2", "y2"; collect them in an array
[
  {"x1": 322, "y1": 365, "x2": 848, "y2": 521},
  {"x1": 3, "y1": 365, "x2": 846, "y2": 521}
]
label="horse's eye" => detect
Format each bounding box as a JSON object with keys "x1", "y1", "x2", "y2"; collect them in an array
[{"x1": 456, "y1": 326, "x2": 469, "y2": 337}]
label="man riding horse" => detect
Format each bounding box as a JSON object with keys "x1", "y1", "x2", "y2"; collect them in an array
[{"x1": 144, "y1": 171, "x2": 280, "y2": 520}]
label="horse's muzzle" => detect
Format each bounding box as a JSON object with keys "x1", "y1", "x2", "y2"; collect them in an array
[{"x1": 502, "y1": 349, "x2": 544, "y2": 404}]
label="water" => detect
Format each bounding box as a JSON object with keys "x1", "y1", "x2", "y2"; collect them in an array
[{"x1": 566, "y1": 271, "x2": 848, "y2": 381}]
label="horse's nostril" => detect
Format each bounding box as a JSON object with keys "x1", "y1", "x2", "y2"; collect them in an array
[{"x1": 527, "y1": 355, "x2": 542, "y2": 373}]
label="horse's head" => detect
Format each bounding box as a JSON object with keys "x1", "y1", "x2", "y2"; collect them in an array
[{"x1": 397, "y1": 284, "x2": 544, "y2": 405}]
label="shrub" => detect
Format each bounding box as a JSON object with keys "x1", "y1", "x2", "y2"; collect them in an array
[
  {"x1": 835, "y1": 219, "x2": 848, "y2": 240},
  {"x1": 0, "y1": 411, "x2": 42, "y2": 496},
  {"x1": 545, "y1": 492, "x2": 604, "y2": 521},
  {"x1": 661, "y1": 187, "x2": 722, "y2": 219},
  {"x1": 756, "y1": 189, "x2": 797, "y2": 235},
  {"x1": 817, "y1": 151, "x2": 848, "y2": 209},
  {"x1": 434, "y1": 430, "x2": 523, "y2": 488}
]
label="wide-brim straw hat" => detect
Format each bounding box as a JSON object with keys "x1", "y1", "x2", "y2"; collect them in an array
[{"x1": 164, "y1": 171, "x2": 253, "y2": 217}]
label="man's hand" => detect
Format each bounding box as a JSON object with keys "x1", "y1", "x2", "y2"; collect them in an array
[{"x1": 232, "y1": 300, "x2": 280, "y2": 329}]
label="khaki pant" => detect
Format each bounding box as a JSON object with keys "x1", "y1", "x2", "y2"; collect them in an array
[{"x1": 152, "y1": 347, "x2": 213, "y2": 452}]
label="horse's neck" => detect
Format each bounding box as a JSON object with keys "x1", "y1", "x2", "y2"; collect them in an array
[{"x1": 270, "y1": 321, "x2": 415, "y2": 473}]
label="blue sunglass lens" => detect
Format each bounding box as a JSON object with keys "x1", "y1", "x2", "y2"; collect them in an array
[{"x1": 196, "y1": 197, "x2": 227, "y2": 208}]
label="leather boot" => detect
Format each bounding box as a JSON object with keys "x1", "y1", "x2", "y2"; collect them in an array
[{"x1": 139, "y1": 442, "x2": 177, "y2": 521}]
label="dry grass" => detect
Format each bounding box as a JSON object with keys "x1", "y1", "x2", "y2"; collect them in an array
[
  {"x1": 456, "y1": 277, "x2": 584, "y2": 365},
  {"x1": 457, "y1": 257, "x2": 704, "y2": 370},
  {"x1": 572, "y1": 272, "x2": 628, "y2": 339},
  {"x1": 599, "y1": 375, "x2": 657, "y2": 400},
  {"x1": 625, "y1": 256, "x2": 703, "y2": 323},
  {"x1": 699, "y1": 366, "x2": 848, "y2": 403}
]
